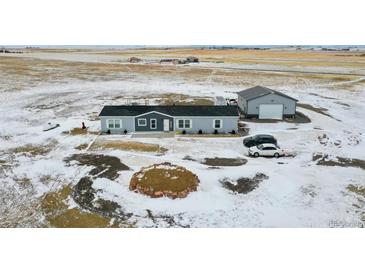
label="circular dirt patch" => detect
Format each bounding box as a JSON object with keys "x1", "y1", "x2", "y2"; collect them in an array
[{"x1": 129, "y1": 162, "x2": 199, "y2": 199}]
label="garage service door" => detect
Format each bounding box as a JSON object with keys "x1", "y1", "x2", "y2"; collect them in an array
[{"x1": 259, "y1": 104, "x2": 283, "y2": 119}]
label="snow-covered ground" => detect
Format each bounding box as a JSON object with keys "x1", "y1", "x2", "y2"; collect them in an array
[{"x1": 1, "y1": 53, "x2": 364, "y2": 227}]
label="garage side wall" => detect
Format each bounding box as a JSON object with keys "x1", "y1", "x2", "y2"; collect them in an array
[
  {"x1": 247, "y1": 94, "x2": 296, "y2": 117},
  {"x1": 100, "y1": 116, "x2": 135, "y2": 133},
  {"x1": 237, "y1": 95, "x2": 247, "y2": 114}
]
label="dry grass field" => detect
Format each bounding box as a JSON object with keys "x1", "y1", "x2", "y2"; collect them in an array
[
  {"x1": 1, "y1": 48, "x2": 364, "y2": 92},
  {"x1": 88, "y1": 48, "x2": 365, "y2": 69}
]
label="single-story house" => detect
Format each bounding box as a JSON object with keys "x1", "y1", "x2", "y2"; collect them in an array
[
  {"x1": 237, "y1": 86, "x2": 298, "y2": 119},
  {"x1": 99, "y1": 105, "x2": 239, "y2": 134}
]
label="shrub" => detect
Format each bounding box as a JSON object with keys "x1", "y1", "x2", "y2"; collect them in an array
[
  {"x1": 214, "y1": 129, "x2": 218, "y2": 134},
  {"x1": 182, "y1": 130, "x2": 186, "y2": 135},
  {"x1": 198, "y1": 129, "x2": 203, "y2": 134}
]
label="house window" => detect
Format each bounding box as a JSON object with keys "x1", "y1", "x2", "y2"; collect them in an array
[
  {"x1": 107, "y1": 119, "x2": 122, "y2": 129},
  {"x1": 150, "y1": 119, "x2": 157, "y2": 129},
  {"x1": 213, "y1": 119, "x2": 222, "y2": 129},
  {"x1": 138, "y1": 118, "x2": 147, "y2": 126},
  {"x1": 177, "y1": 119, "x2": 192, "y2": 129}
]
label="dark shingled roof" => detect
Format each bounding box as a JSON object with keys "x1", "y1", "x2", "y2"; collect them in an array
[
  {"x1": 99, "y1": 105, "x2": 239, "y2": 117},
  {"x1": 237, "y1": 86, "x2": 298, "y2": 101}
]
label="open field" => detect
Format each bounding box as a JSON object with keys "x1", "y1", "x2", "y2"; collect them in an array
[
  {"x1": 0, "y1": 47, "x2": 365, "y2": 227},
  {"x1": 2, "y1": 48, "x2": 365, "y2": 93},
  {"x1": 80, "y1": 48, "x2": 365, "y2": 69}
]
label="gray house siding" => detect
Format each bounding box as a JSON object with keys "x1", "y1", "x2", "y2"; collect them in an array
[
  {"x1": 101, "y1": 115, "x2": 238, "y2": 134},
  {"x1": 174, "y1": 116, "x2": 238, "y2": 133},
  {"x1": 100, "y1": 116, "x2": 134, "y2": 133},
  {"x1": 245, "y1": 94, "x2": 296, "y2": 117},
  {"x1": 135, "y1": 112, "x2": 173, "y2": 132}
]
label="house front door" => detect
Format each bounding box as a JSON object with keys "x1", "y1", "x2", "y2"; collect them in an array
[{"x1": 163, "y1": 119, "x2": 170, "y2": 131}]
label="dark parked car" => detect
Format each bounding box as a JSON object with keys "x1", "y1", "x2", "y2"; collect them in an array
[{"x1": 243, "y1": 134, "x2": 278, "y2": 147}]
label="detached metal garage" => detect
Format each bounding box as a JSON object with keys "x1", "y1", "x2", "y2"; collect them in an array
[{"x1": 237, "y1": 86, "x2": 298, "y2": 119}]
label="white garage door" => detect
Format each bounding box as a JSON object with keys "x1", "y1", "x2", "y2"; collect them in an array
[{"x1": 259, "y1": 104, "x2": 283, "y2": 119}]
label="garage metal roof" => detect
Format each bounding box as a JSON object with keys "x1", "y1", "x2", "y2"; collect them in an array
[
  {"x1": 99, "y1": 105, "x2": 239, "y2": 117},
  {"x1": 237, "y1": 86, "x2": 298, "y2": 101}
]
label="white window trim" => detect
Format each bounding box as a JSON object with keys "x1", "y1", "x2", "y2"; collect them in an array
[
  {"x1": 184, "y1": 119, "x2": 192, "y2": 129},
  {"x1": 107, "y1": 119, "x2": 114, "y2": 129},
  {"x1": 213, "y1": 119, "x2": 223, "y2": 129},
  {"x1": 114, "y1": 119, "x2": 121, "y2": 129},
  {"x1": 176, "y1": 119, "x2": 192, "y2": 129},
  {"x1": 106, "y1": 119, "x2": 122, "y2": 129},
  {"x1": 177, "y1": 119, "x2": 184, "y2": 129},
  {"x1": 137, "y1": 118, "x2": 147, "y2": 126},
  {"x1": 135, "y1": 111, "x2": 174, "y2": 118},
  {"x1": 150, "y1": 118, "x2": 157, "y2": 129}
]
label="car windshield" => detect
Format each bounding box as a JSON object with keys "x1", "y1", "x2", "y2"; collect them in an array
[
  {"x1": 257, "y1": 144, "x2": 264, "y2": 149},
  {"x1": 255, "y1": 135, "x2": 272, "y2": 140}
]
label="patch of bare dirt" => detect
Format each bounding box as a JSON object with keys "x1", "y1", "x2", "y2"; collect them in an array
[
  {"x1": 238, "y1": 121, "x2": 250, "y2": 136},
  {"x1": 90, "y1": 140, "x2": 168, "y2": 154},
  {"x1": 317, "y1": 133, "x2": 342, "y2": 147},
  {"x1": 201, "y1": 157, "x2": 248, "y2": 167},
  {"x1": 220, "y1": 173, "x2": 269, "y2": 194},
  {"x1": 63, "y1": 154, "x2": 133, "y2": 221},
  {"x1": 300, "y1": 184, "x2": 318, "y2": 198},
  {"x1": 145, "y1": 209, "x2": 190, "y2": 228},
  {"x1": 182, "y1": 155, "x2": 196, "y2": 161},
  {"x1": 0, "y1": 135, "x2": 12, "y2": 141},
  {"x1": 48, "y1": 208, "x2": 121, "y2": 228},
  {"x1": 346, "y1": 184, "x2": 365, "y2": 224},
  {"x1": 0, "y1": 159, "x2": 11, "y2": 174},
  {"x1": 64, "y1": 154, "x2": 130, "y2": 180},
  {"x1": 72, "y1": 176, "x2": 131, "y2": 220},
  {"x1": 297, "y1": 103, "x2": 341, "y2": 121},
  {"x1": 309, "y1": 92, "x2": 336, "y2": 100},
  {"x1": 347, "y1": 184, "x2": 365, "y2": 199},
  {"x1": 313, "y1": 153, "x2": 365, "y2": 170},
  {"x1": 11, "y1": 140, "x2": 58, "y2": 157},
  {"x1": 286, "y1": 111, "x2": 311, "y2": 123},
  {"x1": 154, "y1": 93, "x2": 214, "y2": 106},
  {"x1": 63, "y1": 127, "x2": 99, "y2": 136},
  {"x1": 335, "y1": 101, "x2": 351, "y2": 107},
  {"x1": 41, "y1": 185, "x2": 124, "y2": 228},
  {"x1": 74, "y1": 143, "x2": 88, "y2": 150}
]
